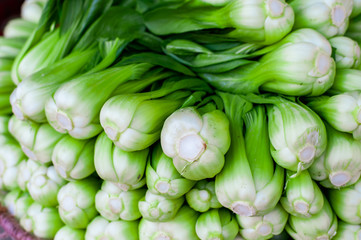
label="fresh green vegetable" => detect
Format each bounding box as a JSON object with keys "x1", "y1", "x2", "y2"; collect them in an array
[
  {"x1": 0, "y1": 135, "x2": 26, "y2": 190},
  {"x1": 237, "y1": 204, "x2": 288, "y2": 240},
  {"x1": 45, "y1": 63, "x2": 153, "y2": 139},
  {"x1": 85, "y1": 216, "x2": 139, "y2": 240},
  {"x1": 57, "y1": 178, "x2": 100, "y2": 229},
  {"x1": 139, "y1": 205, "x2": 199, "y2": 240},
  {"x1": 329, "y1": 36, "x2": 361, "y2": 69},
  {"x1": 146, "y1": 144, "x2": 196, "y2": 199},
  {"x1": 20, "y1": 202, "x2": 64, "y2": 239},
  {"x1": 145, "y1": 0, "x2": 295, "y2": 45},
  {"x1": 161, "y1": 97, "x2": 230, "y2": 180},
  {"x1": 333, "y1": 221, "x2": 361, "y2": 240},
  {"x1": 95, "y1": 181, "x2": 146, "y2": 221},
  {"x1": 216, "y1": 94, "x2": 283, "y2": 217},
  {"x1": 12, "y1": 0, "x2": 115, "y2": 84},
  {"x1": 100, "y1": 77, "x2": 211, "y2": 152},
  {"x1": 94, "y1": 132, "x2": 148, "y2": 191},
  {"x1": 4, "y1": 190, "x2": 34, "y2": 219},
  {"x1": 262, "y1": 97, "x2": 327, "y2": 174},
  {"x1": 17, "y1": 158, "x2": 41, "y2": 191},
  {"x1": 306, "y1": 91, "x2": 361, "y2": 140},
  {"x1": 10, "y1": 48, "x2": 98, "y2": 122},
  {"x1": 290, "y1": 0, "x2": 353, "y2": 38},
  {"x1": 286, "y1": 198, "x2": 337, "y2": 240},
  {"x1": 309, "y1": 124, "x2": 361, "y2": 188},
  {"x1": 186, "y1": 179, "x2": 222, "y2": 212},
  {"x1": 8, "y1": 116, "x2": 64, "y2": 164},
  {"x1": 52, "y1": 135, "x2": 95, "y2": 181},
  {"x1": 328, "y1": 178, "x2": 361, "y2": 224},
  {"x1": 27, "y1": 165, "x2": 66, "y2": 207},
  {"x1": 54, "y1": 226, "x2": 85, "y2": 240},
  {"x1": 196, "y1": 208, "x2": 238, "y2": 240},
  {"x1": 280, "y1": 170, "x2": 324, "y2": 217},
  {"x1": 329, "y1": 69, "x2": 361, "y2": 93},
  {"x1": 138, "y1": 190, "x2": 184, "y2": 221},
  {"x1": 3, "y1": 18, "x2": 37, "y2": 38},
  {"x1": 199, "y1": 38, "x2": 335, "y2": 97}
]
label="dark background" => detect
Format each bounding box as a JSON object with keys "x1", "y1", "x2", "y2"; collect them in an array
[{"x1": 0, "y1": 0, "x2": 24, "y2": 36}]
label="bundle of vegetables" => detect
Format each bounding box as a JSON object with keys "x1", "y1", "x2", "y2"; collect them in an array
[{"x1": 2, "y1": 0, "x2": 361, "y2": 239}]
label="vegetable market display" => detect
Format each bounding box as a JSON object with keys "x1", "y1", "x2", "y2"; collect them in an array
[{"x1": 2, "y1": 0, "x2": 361, "y2": 239}]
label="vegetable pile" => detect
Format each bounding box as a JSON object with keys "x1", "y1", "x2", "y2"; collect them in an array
[{"x1": 1, "y1": 0, "x2": 361, "y2": 239}]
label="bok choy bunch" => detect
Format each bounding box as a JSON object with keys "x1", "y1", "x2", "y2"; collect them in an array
[
  {"x1": 85, "y1": 216, "x2": 139, "y2": 240},
  {"x1": 57, "y1": 178, "x2": 100, "y2": 229},
  {"x1": 138, "y1": 190, "x2": 184, "y2": 221},
  {"x1": 327, "y1": 177, "x2": 361, "y2": 224},
  {"x1": 20, "y1": 202, "x2": 64, "y2": 239},
  {"x1": 280, "y1": 170, "x2": 324, "y2": 217},
  {"x1": 186, "y1": 179, "x2": 222, "y2": 213},
  {"x1": 52, "y1": 135, "x2": 95, "y2": 181},
  {"x1": 8, "y1": 116, "x2": 64, "y2": 164},
  {"x1": 161, "y1": 95, "x2": 230, "y2": 180},
  {"x1": 145, "y1": 0, "x2": 294, "y2": 45},
  {"x1": 306, "y1": 91, "x2": 361, "y2": 140},
  {"x1": 139, "y1": 205, "x2": 199, "y2": 240},
  {"x1": 94, "y1": 132, "x2": 148, "y2": 191},
  {"x1": 0, "y1": 135, "x2": 26, "y2": 190},
  {"x1": 259, "y1": 96, "x2": 327, "y2": 174},
  {"x1": 286, "y1": 198, "x2": 337, "y2": 240},
  {"x1": 100, "y1": 76, "x2": 212, "y2": 152},
  {"x1": 290, "y1": 0, "x2": 353, "y2": 38},
  {"x1": 95, "y1": 181, "x2": 145, "y2": 221},
  {"x1": 199, "y1": 31, "x2": 336, "y2": 96},
  {"x1": 196, "y1": 208, "x2": 239, "y2": 240},
  {"x1": 27, "y1": 165, "x2": 66, "y2": 207},
  {"x1": 309, "y1": 124, "x2": 361, "y2": 188},
  {"x1": 146, "y1": 144, "x2": 196, "y2": 199},
  {"x1": 236, "y1": 204, "x2": 288, "y2": 240},
  {"x1": 54, "y1": 226, "x2": 85, "y2": 240},
  {"x1": 215, "y1": 93, "x2": 283, "y2": 217}
]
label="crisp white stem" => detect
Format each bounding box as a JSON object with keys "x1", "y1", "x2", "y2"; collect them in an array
[
  {"x1": 62, "y1": 196, "x2": 76, "y2": 212},
  {"x1": 329, "y1": 171, "x2": 351, "y2": 187},
  {"x1": 109, "y1": 198, "x2": 122, "y2": 213},
  {"x1": 268, "y1": 0, "x2": 285, "y2": 17},
  {"x1": 331, "y1": 6, "x2": 346, "y2": 27},
  {"x1": 12, "y1": 102, "x2": 25, "y2": 120},
  {"x1": 155, "y1": 181, "x2": 170, "y2": 194},
  {"x1": 56, "y1": 112, "x2": 73, "y2": 131},
  {"x1": 231, "y1": 202, "x2": 256, "y2": 216},
  {"x1": 256, "y1": 223, "x2": 272, "y2": 236},
  {"x1": 178, "y1": 134, "x2": 206, "y2": 162},
  {"x1": 299, "y1": 145, "x2": 316, "y2": 163},
  {"x1": 293, "y1": 200, "x2": 310, "y2": 215},
  {"x1": 199, "y1": 190, "x2": 211, "y2": 201},
  {"x1": 150, "y1": 208, "x2": 160, "y2": 218}
]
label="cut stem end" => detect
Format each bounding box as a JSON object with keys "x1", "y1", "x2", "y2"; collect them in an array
[
  {"x1": 178, "y1": 134, "x2": 206, "y2": 162},
  {"x1": 231, "y1": 202, "x2": 256, "y2": 217},
  {"x1": 329, "y1": 171, "x2": 351, "y2": 187}
]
